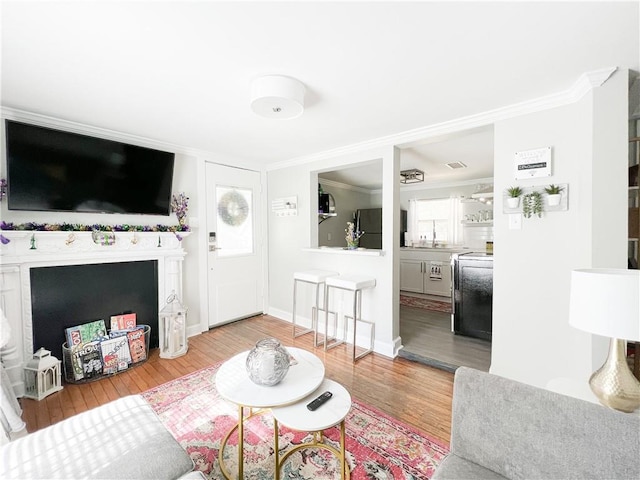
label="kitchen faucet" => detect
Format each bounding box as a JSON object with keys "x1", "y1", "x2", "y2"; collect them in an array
[{"x1": 431, "y1": 220, "x2": 436, "y2": 248}]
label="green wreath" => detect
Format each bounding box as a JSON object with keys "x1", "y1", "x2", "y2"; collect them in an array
[{"x1": 218, "y1": 190, "x2": 249, "y2": 226}]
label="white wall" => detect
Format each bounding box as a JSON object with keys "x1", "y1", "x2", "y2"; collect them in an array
[
  {"x1": 490, "y1": 69, "x2": 628, "y2": 387},
  {"x1": 268, "y1": 70, "x2": 630, "y2": 392},
  {"x1": 268, "y1": 146, "x2": 402, "y2": 357}
]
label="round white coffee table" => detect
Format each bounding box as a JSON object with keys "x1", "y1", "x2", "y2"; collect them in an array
[
  {"x1": 215, "y1": 346, "x2": 325, "y2": 479},
  {"x1": 271, "y1": 378, "x2": 352, "y2": 479}
]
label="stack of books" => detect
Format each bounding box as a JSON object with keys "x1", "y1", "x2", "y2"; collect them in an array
[{"x1": 65, "y1": 314, "x2": 147, "y2": 381}]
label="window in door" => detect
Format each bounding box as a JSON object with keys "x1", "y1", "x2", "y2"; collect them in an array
[{"x1": 216, "y1": 186, "x2": 253, "y2": 257}]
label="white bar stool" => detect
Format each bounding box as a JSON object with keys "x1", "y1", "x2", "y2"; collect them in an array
[
  {"x1": 271, "y1": 378, "x2": 352, "y2": 480},
  {"x1": 324, "y1": 274, "x2": 376, "y2": 361},
  {"x1": 292, "y1": 269, "x2": 339, "y2": 345}
]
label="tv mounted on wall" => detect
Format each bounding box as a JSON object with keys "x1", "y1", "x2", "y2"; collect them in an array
[{"x1": 5, "y1": 120, "x2": 175, "y2": 215}]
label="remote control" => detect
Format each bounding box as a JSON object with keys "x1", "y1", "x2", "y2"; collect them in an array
[{"x1": 307, "y1": 391, "x2": 333, "y2": 411}]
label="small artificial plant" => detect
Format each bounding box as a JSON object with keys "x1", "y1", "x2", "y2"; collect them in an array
[
  {"x1": 506, "y1": 186, "x2": 523, "y2": 198},
  {"x1": 522, "y1": 191, "x2": 544, "y2": 218},
  {"x1": 345, "y1": 222, "x2": 364, "y2": 248},
  {"x1": 544, "y1": 184, "x2": 564, "y2": 195},
  {"x1": 170, "y1": 192, "x2": 189, "y2": 226}
]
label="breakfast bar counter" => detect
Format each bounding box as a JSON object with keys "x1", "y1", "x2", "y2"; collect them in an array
[{"x1": 303, "y1": 247, "x2": 384, "y2": 256}]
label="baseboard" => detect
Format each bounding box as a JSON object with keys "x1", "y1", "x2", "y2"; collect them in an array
[
  {"x1": 187, "y1": 324, "x2": 204, "y2": 338},
  {"x1": 267, "y1": 306, "x2": 398, "y2": 359}
]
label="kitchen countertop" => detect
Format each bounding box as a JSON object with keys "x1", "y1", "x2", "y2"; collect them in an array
[
  {"x1": 304, "y1": 247, "x2": 384, "y2": 256},
  {"x1": 401, "y1": 246, "x2": 469, "y2": 253}
]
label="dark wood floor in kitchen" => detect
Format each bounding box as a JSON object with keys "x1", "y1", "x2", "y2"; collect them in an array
[{"x1": 399, "y1": 305, "x2": 491, "y2": 372}]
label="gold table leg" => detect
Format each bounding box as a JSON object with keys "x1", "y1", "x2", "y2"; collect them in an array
[
  {"x1": 218, "y1": 405, "x2": 256, "y2": 479},
  {"x1": 340, "y1": 420, "x2": 346, "y2": 479},
  {"x1": 238, "y1": 405, "x2": 244, "y2": 479},
  {"x1": 219, "y1": 410, "x2": 348, "y2": 479},
  {"x1": 275, "y1": 420, "x2": 349, "y2": 479},
  {"x1": 274, "y1": 417, "x2": 280, "y2": 480}
]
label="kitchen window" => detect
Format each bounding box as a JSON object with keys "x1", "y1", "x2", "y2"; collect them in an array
[{"x1": 408, "y1": 197, "x2": 462, "y2": 246}]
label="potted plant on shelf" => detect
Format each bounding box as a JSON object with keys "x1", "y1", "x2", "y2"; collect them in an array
[
  {"x1": 506, "y1": 186, "x2": 523, "y2": 208},
  {"x1": 544, "y1": 184, "x2": 564, "y2": 206},
  {"x1": 523, "y1": 191, "x2": 544, "y2": 218}
]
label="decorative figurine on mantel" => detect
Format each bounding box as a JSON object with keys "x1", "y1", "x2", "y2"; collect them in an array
[{"x1": 29, "y1": 233, "x2": 36, "y2": 250}]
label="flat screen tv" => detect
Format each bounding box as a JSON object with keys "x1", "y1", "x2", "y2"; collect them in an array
[{"x1": 5, "y1": 120, "x2": 175, "y2": 215}]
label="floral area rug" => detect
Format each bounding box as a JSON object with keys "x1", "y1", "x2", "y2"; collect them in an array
[
  {"x1": 142, "y1": 363, "x2": 448, "y2": 479},
  {"x1": 400, "y1": 295, "x2": 452, "y2": 314}
]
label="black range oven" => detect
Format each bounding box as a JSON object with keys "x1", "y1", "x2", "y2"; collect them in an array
[{"x1": 452, "y1": 252, "x2": 493, "y2": 341}]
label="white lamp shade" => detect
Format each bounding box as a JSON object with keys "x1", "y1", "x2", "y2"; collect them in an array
[
  {"x1": 250, "y1": 75, "x2": 305, "y2": 119},
  {"x1": 569, "y1": 269, "x2": 640, "y2": 341}
]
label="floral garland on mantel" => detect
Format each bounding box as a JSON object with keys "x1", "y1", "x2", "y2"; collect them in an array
[{"x1": 0, "y1": 221, "x2": 190, "y2": 233}]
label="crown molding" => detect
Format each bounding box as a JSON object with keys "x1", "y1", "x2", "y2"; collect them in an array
[
  {"x1": 319, "y1": 178, "x2": 373, "y2": 195},
  {"x1": 400, "y1": 176, "x2": 494, "y2": 193},
  {"x1": 1, "y1": 106, "x2": 192, "y2": 152},
  {"x1": 569, "y1": 67, "x2": 617, "y2": 102},
  {"x1": 267, "y1": 67, "x2": 618, "y2": 172},
  {"x1": 0, "y1": 106, "x2": 262, "y2": 171}
]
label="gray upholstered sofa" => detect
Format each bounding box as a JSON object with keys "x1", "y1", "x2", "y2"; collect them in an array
[
  {"x1": 0, "y1": 395, "x2": 200, "y2": 479},
  {"x1": 433, "y1": 366, "x2": 640, "y2": 480}
]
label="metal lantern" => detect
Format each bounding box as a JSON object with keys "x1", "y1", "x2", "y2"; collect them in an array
[
  {"x1": 24, "y1": 348, "x2": 63, "y2": 400},
  {"x1": 159, "y1": 291, "x2": 188, "y2": 359}
]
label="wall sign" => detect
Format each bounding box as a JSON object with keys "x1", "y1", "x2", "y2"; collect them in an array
[
  {"x1": 514, "y1": 147, "x2": 552, "y2": 179},
  {"x1": 271, "y1": 196, "x2": 297, "y2": 217}
]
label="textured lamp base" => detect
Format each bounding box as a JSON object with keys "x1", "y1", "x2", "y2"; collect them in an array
[{"x1": 589, "y1": 339, "x2": 640, "y2": 413}]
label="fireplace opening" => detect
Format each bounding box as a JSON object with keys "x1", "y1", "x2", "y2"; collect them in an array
[{"x1": 30, "y1": 261, "x2": 159, "y2": 361}]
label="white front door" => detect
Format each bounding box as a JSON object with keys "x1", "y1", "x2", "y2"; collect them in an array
[{"x1": 206, "y1": 163, "x2": 263, "y2": 327}]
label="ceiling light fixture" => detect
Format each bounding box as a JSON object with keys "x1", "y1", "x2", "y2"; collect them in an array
[
  {"x1": 400, "y1": 169, "x2": 425, "y2": 184},
  {"x1": 250, "y1": 75, "x2": 305, "y2": 119}
]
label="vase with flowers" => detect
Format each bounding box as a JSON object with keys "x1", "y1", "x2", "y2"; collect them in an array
[
  {"x1": 345, "y1": 222, "x2": 364, "y2": 249},
  {"x1": 170, "y1": 193, "x2": 189, "y2": 226}
]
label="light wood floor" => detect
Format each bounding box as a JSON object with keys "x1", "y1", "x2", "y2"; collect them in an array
[
  {"x1": 20, "y1": 314, "x2": 455, "y2": 445},
  {"x1": 399, "y1": 305, "x2": 491, "y2": 372}
]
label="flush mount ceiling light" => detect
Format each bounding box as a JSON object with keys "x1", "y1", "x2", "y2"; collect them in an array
[
  {"x1": 250, "y1": 75, "x2": 305, "y2": 119},
  {"x1": 400, "y1": 169, "x2": 425, "y2": 184}
]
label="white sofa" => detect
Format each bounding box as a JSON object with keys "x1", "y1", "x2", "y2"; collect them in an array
[{"x1": 0, "y1": 395, "x2": 200, "y2": 479}]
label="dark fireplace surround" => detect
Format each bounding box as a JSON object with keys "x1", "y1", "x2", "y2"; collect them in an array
[{"x1": 31, "y1": 261, "x2": 160, "y2": 361}]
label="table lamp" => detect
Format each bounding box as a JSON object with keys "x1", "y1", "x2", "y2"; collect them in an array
[{"x1": 569, "y1": 268, "x2": 640, "y2": 412}]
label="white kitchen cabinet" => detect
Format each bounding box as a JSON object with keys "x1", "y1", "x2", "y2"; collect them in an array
[
  {"x1": 399, "y1": 249, "x2": 455, "y2": 297},
  {"x1": 400, "y1": 260, "x2": 424, "y2": 293},
  {"x1": 424, "y1": 260, "x2": 452, "y2": 296}
]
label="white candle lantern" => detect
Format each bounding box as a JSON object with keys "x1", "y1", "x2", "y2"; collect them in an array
[
  {"x1": 159, "y1": 291, "x2": 188, "y2": 359},
  {"x1": 24, "y1": 348, "x2": 63, "y2": 400}
]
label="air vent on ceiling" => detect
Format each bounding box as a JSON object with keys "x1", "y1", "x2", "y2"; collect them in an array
[{"x1": 445, "y1": 161, "x2": 467, "y2": 169}]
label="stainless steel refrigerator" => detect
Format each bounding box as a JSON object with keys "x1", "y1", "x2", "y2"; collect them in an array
[{"x1": 356, "y1": 208, "x2": 407, "y2": 249}]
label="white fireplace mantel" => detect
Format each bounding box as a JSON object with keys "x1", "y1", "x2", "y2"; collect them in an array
[{"x1": 0, "y1": 230, "x2": 190, "y2": 397}]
